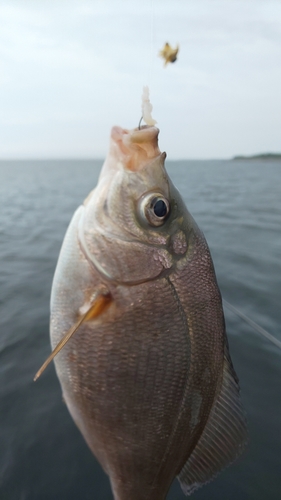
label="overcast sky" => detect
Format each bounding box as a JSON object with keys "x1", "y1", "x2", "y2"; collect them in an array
[{"x1": 1, "y1": 0, "x2": 281, "y2": 159}]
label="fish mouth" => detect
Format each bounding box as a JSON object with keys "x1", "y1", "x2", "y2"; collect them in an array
[{"x1": 110, "y1": 125, "x2": 163, "y2": 171}]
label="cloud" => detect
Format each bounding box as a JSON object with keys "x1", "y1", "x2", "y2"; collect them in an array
[{"x1": 0, "y1": 0, "x2": 280, "y2": 158}]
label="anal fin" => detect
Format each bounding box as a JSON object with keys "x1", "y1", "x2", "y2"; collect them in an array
[{"x1": 178, "y1": 347, "x2": 248, "y2": 496}]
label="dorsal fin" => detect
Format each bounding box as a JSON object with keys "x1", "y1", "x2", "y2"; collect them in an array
[{"x1": 178, "y1": 347, "x2": 248, "y2": 495}]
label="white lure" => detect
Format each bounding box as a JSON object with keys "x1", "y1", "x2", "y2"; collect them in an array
[{"x1": 141, "y1": 86, "x2": 157, "y2": 126}]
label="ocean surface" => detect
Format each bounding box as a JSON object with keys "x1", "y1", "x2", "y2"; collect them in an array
[{"x1": 0, "y1": 158, "x2": 280, "y2": 500}]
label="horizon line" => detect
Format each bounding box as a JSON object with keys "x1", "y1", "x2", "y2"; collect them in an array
[
  {"x1": 0, "y1": 156, "x2": 235, "y2": 162},
  {"x1": 1, "y1": 153, "x2": 280, "y2": 162}
]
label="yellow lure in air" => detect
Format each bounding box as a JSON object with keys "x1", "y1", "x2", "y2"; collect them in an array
[{"x1": 159, "y1": 42, "x2": 179, "y2": 66}]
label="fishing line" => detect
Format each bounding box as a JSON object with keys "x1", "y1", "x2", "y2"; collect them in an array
[
  {"x1": 138, "y1": 0, "x2": 156, "y2": 128},
  {"x1": 144, "y1": 0, "x2": 156, "y2": 91},
  {"x1": 148, "y1": 0, "x2": 155, "y2": 87},
  {"x1": 223, "y1": 299, "x2": 281, "y2": 350}
]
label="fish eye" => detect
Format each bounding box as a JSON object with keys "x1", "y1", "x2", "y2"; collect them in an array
[
  {"x1": 153, "y1": 199, "x2": 168, "y2": 217},
  {"x1": 139, "y1": 193, "x2": 170, "y2": 227}
]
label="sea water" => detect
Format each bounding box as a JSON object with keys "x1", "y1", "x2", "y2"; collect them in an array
[{"x1": 0, "y1": 159, "x2": 280, "y2": 500}]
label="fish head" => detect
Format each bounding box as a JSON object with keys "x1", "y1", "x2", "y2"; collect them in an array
[{"x1": 80, "y1": 125, "x2": 192, "y2": 284}]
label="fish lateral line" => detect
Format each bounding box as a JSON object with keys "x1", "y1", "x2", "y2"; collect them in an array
[{"x1": 34, "y1": 291, "x2": 112, "y2": 382}]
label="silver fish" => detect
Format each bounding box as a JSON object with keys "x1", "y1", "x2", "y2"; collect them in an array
[{"x1": 37, "y1": 125, "x2": 247, "y2": 499}]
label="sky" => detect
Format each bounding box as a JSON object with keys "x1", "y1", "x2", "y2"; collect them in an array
[{"x1": 0, "y1": 0, "x2": 281, "y2": 159}]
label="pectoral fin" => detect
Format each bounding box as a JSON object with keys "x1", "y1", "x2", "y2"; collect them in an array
[
  {"x1": 178, "y1": 347, "x2": 248, "y2": 495},
  {"x1": 34, "y1": 290, "x2": 112, "y2": 381}
]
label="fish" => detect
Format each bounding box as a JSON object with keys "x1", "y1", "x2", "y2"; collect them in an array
[
  {"x1": 36, "y1": 124, "x2": 247, "y2": 499},
  {"x1": 159, "y1": 42, "x2": 179, "y2": 66}
]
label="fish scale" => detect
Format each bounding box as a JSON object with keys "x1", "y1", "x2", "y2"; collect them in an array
[
  {"x1": 59, "y1": 280, "x2": 191, "y2": 498},
  {"x1": 44, "y1": 124, "x2": 247, "y2": 499}
]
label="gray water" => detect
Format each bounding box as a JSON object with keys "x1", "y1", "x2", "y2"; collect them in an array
[{"x1": 0, "y1": 159, "x2": 280, "y2": 500}]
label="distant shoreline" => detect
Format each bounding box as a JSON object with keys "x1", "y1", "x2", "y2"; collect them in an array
[{"x1": 233, "y1": 153, "x2": 281, "y2": 160}]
